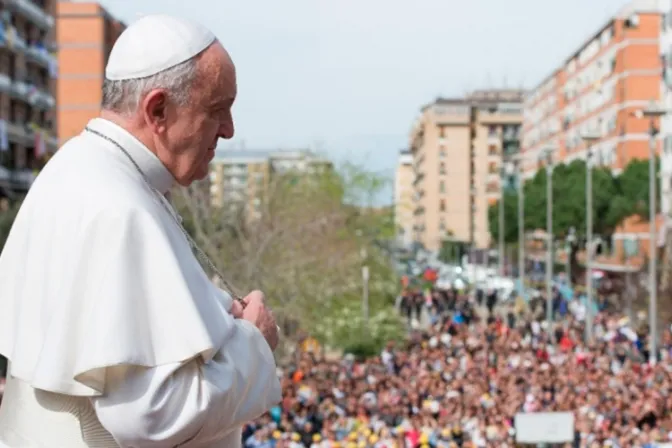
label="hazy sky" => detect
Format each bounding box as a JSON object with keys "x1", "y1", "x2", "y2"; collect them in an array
[{"x1": 98, "y1": 0, "x2": 632, "y2": 203}]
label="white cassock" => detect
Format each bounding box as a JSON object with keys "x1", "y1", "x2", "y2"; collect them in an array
[{"x1": 0, "y1": 118, "x2": 281, "y2": 447}]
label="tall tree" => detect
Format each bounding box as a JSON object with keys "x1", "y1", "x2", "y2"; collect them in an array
[
  {"x1": 488, "y1": 158, "x2": 654, "y2": 283},
  {"x1": 174, "y1": 163, "x2": 404, "y2": 353}
]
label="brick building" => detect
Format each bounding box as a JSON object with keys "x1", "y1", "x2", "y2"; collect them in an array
[
  {"x1": 521, "y1": 0, "x2": 661, "y2": 179},
  {"x1": 56, "y1": 1, "x2": 124, "y2": 144}
]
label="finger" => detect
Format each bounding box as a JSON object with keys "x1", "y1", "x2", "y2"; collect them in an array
[
  {"x1": 242, "y1": 290, "x2": 265, "y2": 305},
  {"x1": 230, "y1": 300, "x2": 244, "y2": 318}
]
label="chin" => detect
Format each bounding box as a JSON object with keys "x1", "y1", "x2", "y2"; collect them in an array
[{"x1": 186, "y1": 167, "x2": 209, "y2": 184}]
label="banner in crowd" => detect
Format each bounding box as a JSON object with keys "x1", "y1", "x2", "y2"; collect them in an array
[{"x1": 514, "y1": 412, "x2": 574, "y2": 444}]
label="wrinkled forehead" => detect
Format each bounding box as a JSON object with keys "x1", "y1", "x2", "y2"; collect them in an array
[{"x1": 199, "y1": 42, "x2": 237, "y2": 101}]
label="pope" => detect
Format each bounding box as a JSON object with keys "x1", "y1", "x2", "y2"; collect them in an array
[{"x1": 0, "y1": 14, "x2": 281, "y2": 447}]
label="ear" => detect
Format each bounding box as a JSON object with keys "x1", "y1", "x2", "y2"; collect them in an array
[{"x1": 141, "y1": 89, "x2": 169, "y2": 133}]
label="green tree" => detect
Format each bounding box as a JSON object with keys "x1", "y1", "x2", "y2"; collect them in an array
[
  {"x1": 0, "y1": 200, "x2": 20, "y2": 253},
  {"x1": 614, "y1": 158, "x2": 661, "y2": 219},
  {"x1": 487, "y1": 189, "x2": 519, "y2": 243},
  {"x1": 487, "y1": 158, "x2": 655, "y2": 283},
  {"x1": 175, "y1": 162, "x2": 405, "y2": 354}
]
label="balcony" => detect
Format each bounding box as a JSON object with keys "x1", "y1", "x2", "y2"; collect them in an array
[
  {"x1": 0, "y1": 165, "x2": 37, "y2": 193},
  {"x1": 486, "y1": 181, "x2": 499, "y2": 194},
  {"x1": 0, "y1": 111, "x2": 55, "y2": 152},
  {"x1": 19, "y1": 81, "x2": 55, "y2": 109},
  {"x1": 4, "y1": 0, "x2": 55, "y2": 30},
  {"x1": 25, "y1": 43, "x2": 57, "y2": 73},
  {"x1": 0, "y1": 71, "x2": 54, "y2": 112},
  {"x1": 0, "y1": 25, "x2": 58, "y2": 73},
  {"x1": 503, "y1": 130, "x2": 519, "y2": 142},
  {"x1": 503, "y1": 141, "x2": 520, "y2": 157}
]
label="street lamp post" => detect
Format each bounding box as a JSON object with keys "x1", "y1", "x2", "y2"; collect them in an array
[
  {"x1": 565, "y1": 227, "x2": 576, "y2": 290},
  {"x1": 356, "y1": 229, "x2": 370, "y2": 324},
  {"x1": 638, "y1": 102, "x2": 666, "y2": 365},
  {"x1": 582, "y1": 132, "x2": 600, "y2": 344},
  {"x1": 516, "y1": 157, "x2": 525, "y2": 299},
  {"x1": 499, "y1": 165, "x2": 506, "y2": 278},
  {"x1": 542, "y1": 148, "x2": 554, "y2": 332}
]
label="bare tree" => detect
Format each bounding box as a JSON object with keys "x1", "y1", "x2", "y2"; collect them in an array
[{"x1": 173, "y1": 164, "x2": 400, "y2": 344}]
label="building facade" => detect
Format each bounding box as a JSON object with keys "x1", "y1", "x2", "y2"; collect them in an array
[
  {"x1": 409, "y1": 89, "x2": 523, "y2": 252},
  {"x1": 394, "y1": 149, "x2": 413, "y2": 248},
  {"x1": 522, "y1": 0, "x2": 661, "y2": 180},
  {"x1": 56, "y1": 1, "x2": 124, "y2": 144},
  {"x1": 661, "y1": 0, "x2": 672, "y2": 216},
  {"x1": 209, "y1": 149, "x2": 331, "y2": 219},
  {"x1": 0, "y1": 0, "x2": 58, "y2": 197},
  {"x1": 210, "y1": 151, "x2": 269, "y2": 218}
]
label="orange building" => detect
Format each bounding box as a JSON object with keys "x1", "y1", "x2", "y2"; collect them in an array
[
  {"x1": 56, "y1": 1, "x2": 124, "y2": 144},
  {"x1": 521, "y1": 0, "x2": 662, "y2": 179}
]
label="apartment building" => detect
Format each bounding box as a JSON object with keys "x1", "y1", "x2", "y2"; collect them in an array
[
  {"x1": 210, "y1": 151, "x2": 269, "y2": 217},
  {"x1": 660, "y1": 0, "x2": 672, "y2": 216},
  {"x1": 209, "y1": 149, "x2": 332, "y2": 218},
  {"x1": 521, "y1": 0, "x2": 661, "y2": 180},
  {"x1": 56, "y1": 1, "x2": 124, "y2": 144},
  {"x1": 394, "y1": 149, "x2": 414, "y2": 248},
  {"x1": 409, "y1": 89, "x2": 524, "y2": 252},
  {"x1": 0, "y1": 0, "x2": 58, "y2": 197}
]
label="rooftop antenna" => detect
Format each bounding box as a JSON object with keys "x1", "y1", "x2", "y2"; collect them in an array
[{"x1": 485, "y1": 71, "x2": 493, "y2": 90}]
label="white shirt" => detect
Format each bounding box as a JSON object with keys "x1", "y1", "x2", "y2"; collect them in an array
[{"x1": 0, "y1": 118, "x2": 281, "y2": 447}]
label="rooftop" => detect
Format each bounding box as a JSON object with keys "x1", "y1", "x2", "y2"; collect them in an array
[{"x1": 213, "y1": 148, "x2": 329, "y2": 164}]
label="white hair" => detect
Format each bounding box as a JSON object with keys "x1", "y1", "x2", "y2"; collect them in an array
[{"x1": 101, "y1": 57, "x2": 199, "y2": 115}]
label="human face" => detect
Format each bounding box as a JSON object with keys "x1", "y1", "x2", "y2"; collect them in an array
[{"x1": 161, "y1": 42, "x2": 237, "y2": 185}]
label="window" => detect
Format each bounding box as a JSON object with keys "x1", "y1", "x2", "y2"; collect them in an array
[
  {"x1": 439, "y1": 199, "x2": 446, "y2": 212},
  {"x1": 439, "y1": 149, "x2": 446, "y2": 158},
  {"x1": 439, "y1": 162, "x2": 446, "y2": 175},
  {"x1": 439, "y1": 181, "x2": 445, "y2": 193},
  {"x1": 438, "y1": 126, "x2": 445, "y2": 138},
  {"x1": 439, "y1": 220, "x2": 446, "y2": 231},
  {"x1": 488, "y1": 145, "x2": 498, "y2": 155},
  {"x1": 488, "y1": 126, "x2": 497, "y2": 137}
]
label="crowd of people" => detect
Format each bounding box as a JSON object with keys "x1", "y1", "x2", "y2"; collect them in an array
[{"x1": 243, "y1": 285, "x2": 672, "y2": 448}]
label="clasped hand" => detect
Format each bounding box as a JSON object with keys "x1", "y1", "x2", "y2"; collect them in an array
[{"x1": 230, "y1": 290, "x2": 279, "y2": 351}]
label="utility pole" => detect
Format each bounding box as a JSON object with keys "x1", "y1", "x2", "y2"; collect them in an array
[
  {"x1": 517, "y1": 157, "x2": 525, "y2": 299},
  {"x1": 543, "y1": 148, "x2": 554, "y2": 333},
  {"x1": 586, "y1": 149, "x2": 594, "y2": 343},
  {"x1": 499, "y1": 165, "x2": 506, "y2": 278},
  {"x1": 639, "y1": 102, "x2": 666, "y2": 365},
  {"x1": 581, "y1": 132, "x2": 600, "y2": 344}
]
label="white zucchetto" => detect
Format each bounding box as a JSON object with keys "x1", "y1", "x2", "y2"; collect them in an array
[{"x1": 105, "y1": 14, "x2": 216, "y2": 81}]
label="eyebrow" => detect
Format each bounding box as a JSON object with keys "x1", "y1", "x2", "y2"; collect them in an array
[{"x1": 209, "y1": 97, "x2": 234, "y2": 109}]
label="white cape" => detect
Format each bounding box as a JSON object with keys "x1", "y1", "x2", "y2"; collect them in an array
[{"x1": 0, "y1": 118, "x2": 234, "y2": 396}]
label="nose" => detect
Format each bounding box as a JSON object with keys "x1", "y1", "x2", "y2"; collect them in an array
[{"x1": 218, "y1": 111, "x2": 234, "y2": 140}]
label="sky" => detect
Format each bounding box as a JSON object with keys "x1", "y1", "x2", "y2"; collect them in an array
[{"x1": 97, "y1": 0, "x2": 633, "y2": 204}]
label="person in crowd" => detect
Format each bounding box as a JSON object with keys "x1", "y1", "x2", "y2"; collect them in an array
[{"x1": 248, "y1": 286, "x2": 672, "y2": 448}]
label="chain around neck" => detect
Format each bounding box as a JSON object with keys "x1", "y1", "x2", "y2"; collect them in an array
[{"x1": 84, "y1": 127, "x2": 241, "y2": 300}]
